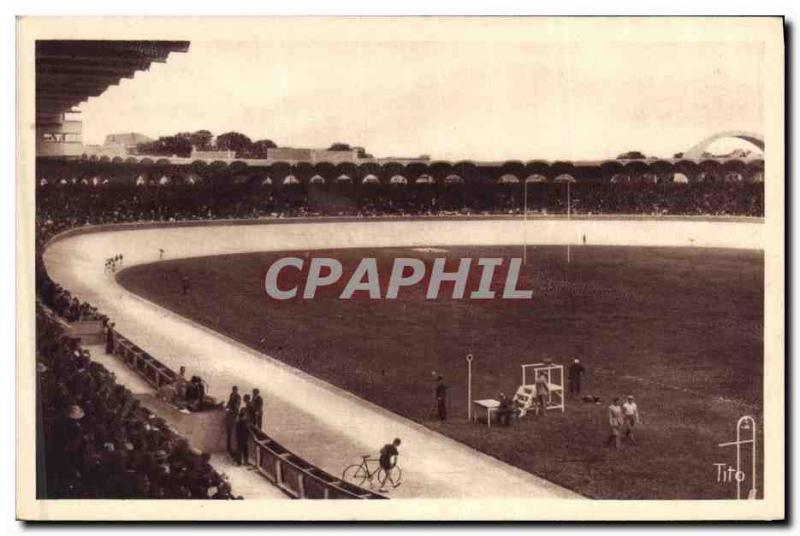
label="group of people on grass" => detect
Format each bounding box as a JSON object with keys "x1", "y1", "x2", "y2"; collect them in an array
[
  {"x1": 606, "y1": 395, "x2": 642, "y2": 449},
  {"x1": 433, "y1": 358, "x2": 643, "y2": 448}
]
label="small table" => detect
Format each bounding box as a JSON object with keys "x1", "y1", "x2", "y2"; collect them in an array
[{"x1": 473, "y1": 399, "x2": 500, "y2": 427}]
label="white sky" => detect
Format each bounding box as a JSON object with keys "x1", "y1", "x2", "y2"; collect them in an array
[{"x1": 77, "y1": 36, "x2": 765, "y2": 161}]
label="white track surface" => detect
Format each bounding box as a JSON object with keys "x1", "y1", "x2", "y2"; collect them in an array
[{"x1": 43, "y1": 218, "x2": 763, "y2": 500}]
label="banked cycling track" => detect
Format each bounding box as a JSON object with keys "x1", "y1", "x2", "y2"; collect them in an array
[{"x1": 43, "y1": 216, "x2": 763, "y2": 501}]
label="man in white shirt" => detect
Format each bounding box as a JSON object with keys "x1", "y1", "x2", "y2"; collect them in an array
[{"x1": 622, "y1": 395, "x2": 641, "y2": 444}]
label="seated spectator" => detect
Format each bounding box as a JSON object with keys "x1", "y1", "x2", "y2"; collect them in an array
[
  {"x1": 156, "y1": 380, "x2": 177, "y2": 405},
  {"x1": 495, "y1": 393, "x2": 517, "y2": 426},
  {"x1": 185, "y1": 376, "x2": 206, "y2": 412},
  {"x1": 35, "y1": 307, "x2": 238, "y2": 499}
]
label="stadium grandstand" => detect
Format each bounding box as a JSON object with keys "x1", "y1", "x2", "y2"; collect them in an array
[
  {"x1": 33, "y1": 39, "x2": 766, "y2": 502},
  {"x1": 34, "y1": 40, "x2": 245, "y2": 500}
]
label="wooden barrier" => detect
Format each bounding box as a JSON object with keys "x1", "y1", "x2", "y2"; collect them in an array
[
  {"x1": 138, "y1": 393, "x2": 227, "y2": 453},
  {"x1": 247, "y1": 428, "x2": 386, "y2": 500},
  {"x1": 113, "y1": 334, "x2": 177, "y2": 389},
  {"x1": 107, "y1": 328, "x2": 385, "y2": 499},
  {"x1": 66, "y1": 320, "x2": 105, "y2": 345}
]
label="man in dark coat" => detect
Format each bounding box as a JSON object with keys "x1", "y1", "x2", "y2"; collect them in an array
[
  {"x1": 104, "y1": 322, "x2": 115, "y2": 354},
  {"x1": 251, "y1": 388, "x2": 264, "y2": 430},
  {"x1": 225, "y1": 386, "x2": 241, "y2": 455},
  {"x1": 242, "y1": 394, "x2": 253, "y2": 425},
  {"x1": 435, "y1": 376, "x2": 448, "y2": 422},
  {"x1": 568, "y1": 359, "x2": 586, "y2": 397},
  {"x1": 235, "y1": 407, "x2": 251, "y2": 466}
]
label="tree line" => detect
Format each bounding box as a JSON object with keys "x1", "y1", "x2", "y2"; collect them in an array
[{"x1": 136, "y1": 130, "x2": 371, "y2": 159}]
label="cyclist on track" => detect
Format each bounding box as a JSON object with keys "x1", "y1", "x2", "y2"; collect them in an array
[{"x1": 378, "y1": 438, "x2": 401, "y2": 492}]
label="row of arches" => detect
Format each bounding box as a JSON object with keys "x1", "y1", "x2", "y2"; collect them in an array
[
  {"x1": 80, "y1": 151, "x2": 765, "y2": 178},
  {"x1": 52, "y1": 157, "x2": 766, "y2": 187}
]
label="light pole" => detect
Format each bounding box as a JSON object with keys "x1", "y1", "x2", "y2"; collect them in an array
[
  {"x1": 566, "y1": 180, "x2": 571, "y2": 264},
  {"x1": 466, "y1": 354, "x2": 474, "y2": 421}
]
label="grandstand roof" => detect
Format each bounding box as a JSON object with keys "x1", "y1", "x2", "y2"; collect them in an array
[{"x1": 36, "y1": 40, "x2": 190, "y2": 118}]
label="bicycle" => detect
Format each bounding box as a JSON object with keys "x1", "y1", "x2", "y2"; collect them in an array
[{"x1": 342, "y1": 455, "x2": 402, "y2": 490}]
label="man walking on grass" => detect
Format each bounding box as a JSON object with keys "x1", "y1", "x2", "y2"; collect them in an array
[
  {"x1": 605, "y1": 397, "x2": 624, "y2": 449},
  {"x1": 622, "y1": 395, "x2": 641, "y2": 444}
]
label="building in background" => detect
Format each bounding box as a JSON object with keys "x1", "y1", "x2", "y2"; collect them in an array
[
  {"x1": 35, "y1": 40, "x2": 190, "y2": 160},
  {"x1": 104, "y1": 132, "x2": 152, "y2": 153}
]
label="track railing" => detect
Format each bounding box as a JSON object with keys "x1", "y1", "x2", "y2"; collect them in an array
[
  {"x1": 246, "y1": 427, "x2": 386, "y2": 500},
  {"x1": 109, "y1": 330, "x2": 386, "y2": 500},
  {"x1": 113, "y1": 333, "x2": 178, "y2": 389}
]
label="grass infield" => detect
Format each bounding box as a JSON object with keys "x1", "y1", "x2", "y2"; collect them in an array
[{"x1": 118, "y1": 245, "x2": 763, "y2": 499}]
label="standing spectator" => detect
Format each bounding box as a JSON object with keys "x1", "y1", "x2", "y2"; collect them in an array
[
  {"x1": 605, "y1": 397, "x2": 624, "y2": 449},
  {"x1": 535, "y1": 373, "x2": 550, "y2": 416},
  {"x1": 225, "y1": 386, "x2": 241, "y2": 455},
  {"x1": 104, "y1": 321, "x2": 115, "y2": 355},
  {"x1": 242, "y1": 394, "x2": 253, "y2": 425},
  {"x1": 622, "y1": 395, "x2": 641, "y2": 444},
  {"x1": 174, "y1": 366, "x2": 188, "y2": 402},
  {"x1": 181, "y1": 276, "x2": 190, "y2": 296},
  {"x1": 251, "y1": 388, "x2": 264, "y2": 430},
  {"x1": 235, "y1": 407, "x2": 251, "y2": 466},
  {"x1": 434, "y1": 375, "x2": 448, "y2": 422},
  {"x1": 159, "y1": 248, "x2": 164, "y2": 260},
  {"x1": 568, "y1": 358, "x2": 586, "y2": 397}
]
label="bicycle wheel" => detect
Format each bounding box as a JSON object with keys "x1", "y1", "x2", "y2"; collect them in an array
[
  {"x1": 342, "y1": 463, "x2": 369, "y2": 487},
  {"x1": 377, "y1": 465, "x2": 402, "y2": 488}
]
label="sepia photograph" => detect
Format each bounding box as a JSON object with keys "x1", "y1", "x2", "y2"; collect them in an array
[{"x1": 15, "y1": 16, "x2": 785, "y2": 521}]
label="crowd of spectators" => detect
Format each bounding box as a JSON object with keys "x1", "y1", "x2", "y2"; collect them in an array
[
  {"x1": 34, "y1": 166, "x2": 242, "y2": 499},
  {"x1": 36, "y1": 174, "x2": 764, "y2": 226},
  {"x1": 36, "y1": 307, "x2": 239, "y2": 499},
  {"x1": 32, "y1": 163, "x2": 764, "y2": 499}
]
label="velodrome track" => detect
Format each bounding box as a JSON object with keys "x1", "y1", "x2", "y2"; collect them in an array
[{"x1": 43, "y1": 217, "x2": 763, "y2": 500}]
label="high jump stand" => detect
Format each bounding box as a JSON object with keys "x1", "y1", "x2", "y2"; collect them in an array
[{"x1": 521, "y1": 362, "x2": 565, "y2": 413}]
